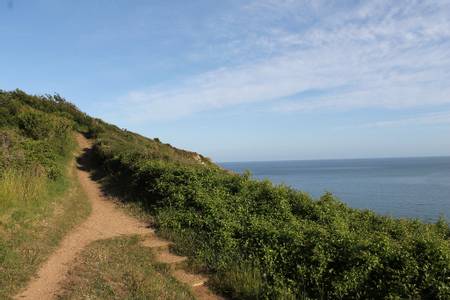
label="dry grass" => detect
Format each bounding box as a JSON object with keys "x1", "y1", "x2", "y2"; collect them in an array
[
  {"x1": 58, "y1": 236, "x2": 195, "y2": 300},
  {"x1": 0, "y1": 148, "x2": 91, "y2": 299},
  {"x1": 0, "y1": 168, "x2": 46, "y2": 212}
]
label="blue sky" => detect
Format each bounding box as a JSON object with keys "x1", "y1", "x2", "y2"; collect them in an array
[{"x1": 1, "y1": 0, "x2": 450, "y2": 162}]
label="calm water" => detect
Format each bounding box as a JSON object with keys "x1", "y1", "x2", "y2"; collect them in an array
[{"x1": 220, "y1": 157, "x2": 450, "y2": 222}]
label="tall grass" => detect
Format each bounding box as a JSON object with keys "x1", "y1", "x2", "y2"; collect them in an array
[
  {"x1": 0, "y1": 90, "x2": 92, "y2": 298},
  {"x1": 0, "y1": 167, "x2": 46, "y2": 212},
  {"x1": 3, "y1": 89, "x2": 450, "y2": 298}
]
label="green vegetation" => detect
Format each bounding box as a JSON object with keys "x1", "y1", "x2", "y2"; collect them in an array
[
  {"x1": 0, "y1": 90, "x2": 90, "y2": 298},
  {"x1": 58, "y1": 236, "x2": 194, "y2": 300},
  {"x1": 89, "y1": 106, "x2": 450, "y2": 299},
  {"x1": 2, "y1": 89, "x2": 450, "y2": 299}
]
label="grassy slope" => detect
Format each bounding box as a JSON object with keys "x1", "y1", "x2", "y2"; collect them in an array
[
  {"x1": 0, "y1": 135, "x2": 91, "y2": 299},
  {"x1": 0, "y1": 90, "x2": 200, "y2": 299},
  {"x1": 58, "y1": 236, "x2": 194, "y2": 300},
  {"x1": 0, "y1": 90, "x2": 94, "y2": 298},
  {"x1": 89, "y1": 109, "x2": 450, "y2": 299},
  {"x1": 2, "y1": 90, "x2": 450, "y2": 299}
]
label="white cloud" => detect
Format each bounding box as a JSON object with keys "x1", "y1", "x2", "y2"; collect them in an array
[
  {"x1": 117, "y1": 0, "x2": 450, "y2": 121},
  {"x1": 363, "y1": 111, "x2": 450, "y2": 128}
]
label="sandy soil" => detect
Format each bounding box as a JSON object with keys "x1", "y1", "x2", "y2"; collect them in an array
[
  {"x1": 15, "y1": 134, "x2": 222, "y2": 300},
  {"x1": 15, "y1": 135, "x2": 151, "y2": 299}
]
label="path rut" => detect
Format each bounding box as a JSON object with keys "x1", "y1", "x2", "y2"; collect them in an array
[{"x1": 15, "y1": 135, "x2": 222, "y2": 300}]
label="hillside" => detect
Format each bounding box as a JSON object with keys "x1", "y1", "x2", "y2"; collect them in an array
[
  {"x1": 1, "y1": 89, "x2": 450, "y2": 299},
  {"x1": 0, "y1": 90, "x2": 91, "y2": 298}
]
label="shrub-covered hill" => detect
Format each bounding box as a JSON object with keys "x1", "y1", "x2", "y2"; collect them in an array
[
  {"x1": 0, "y1": 90, "x2": 92, "y2": 298},
  {"x1": 2, "y1": 89, "x2": 450, "y2": 299},
  {"x1": 0, "y1": 91, "x2": 75, "y2": 178},
  {"x1": 0, "y1": 89, "x2": 211, "y2": 168}
]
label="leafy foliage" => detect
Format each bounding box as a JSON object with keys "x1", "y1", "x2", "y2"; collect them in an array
[
  {"x1": 0, "y1": 90, "x2": 91, "y2": 298},
  {"x1": 0, "y1": 90, "x2": 76, "y2": 179},
  {"x1": 2, "y1": 89, "x2": 449, "y2": 299},
  {"x1": 90, "y1": 117, "x2": 450, "y2": 299}
]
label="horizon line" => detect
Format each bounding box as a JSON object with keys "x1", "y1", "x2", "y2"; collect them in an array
[{"x1": 217, "y1": 155, "x2": 450, "y2": 164}]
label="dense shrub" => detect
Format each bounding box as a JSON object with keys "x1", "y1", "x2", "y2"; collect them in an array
[
  {"x1": 4, "y1": 89, "x2": 449, "y2": 299},
  {"x1": 0, "y1": 90, "x2": 92, "y2": 299},
  {"x1": 0, "y1": 91, "x2": 75, "y2": 179},
  {"x1": 90, "y1": 125, "x2": 450, "y2": 299}
]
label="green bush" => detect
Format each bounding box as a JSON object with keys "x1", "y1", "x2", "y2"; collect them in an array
[
  {"x1": 0, "y1": 91, "x2": 75, "y2": 179},
  {"x1": 90, "y1": 129, "x2": 450, "y2": 299},
  {"x1": 3, "y1": 89, "x2": 448, "y2": 299}
]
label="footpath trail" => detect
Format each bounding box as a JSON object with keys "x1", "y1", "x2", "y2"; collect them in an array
[{"x1": 15, "y1": 135, "x2": 221, "y2": 300}]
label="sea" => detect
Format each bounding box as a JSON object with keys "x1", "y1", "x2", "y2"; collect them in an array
[{"x1": 219, "y1": 156, "x2": 450, "y2": 222}]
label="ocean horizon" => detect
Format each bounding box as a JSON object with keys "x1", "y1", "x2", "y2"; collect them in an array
[
  {"x1": 220, "y1": 156, "x2": 450, "y2": 222},
  {"x1": 219, "y1": 155, "x2": 450, "y2": 164}
]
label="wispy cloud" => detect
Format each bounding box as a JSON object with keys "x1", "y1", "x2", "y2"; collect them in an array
[
  {"x1": 363, "y1": 111, "x2": 450, "y2": 128},
  {"x1": 116, "y1": 0, "x2": 450, "y2": 122}
]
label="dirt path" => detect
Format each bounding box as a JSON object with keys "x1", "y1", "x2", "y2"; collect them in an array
[
  {"x1": 15, "y1": 135, "x2": 151, "y2": 299},
  {"x1": 15, "y1": 135, "x2": 222, "y2": 300}
]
